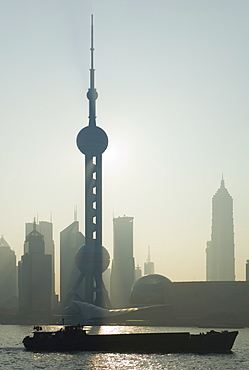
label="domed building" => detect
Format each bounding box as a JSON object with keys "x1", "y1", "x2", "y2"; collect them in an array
[
  {"x1": 130, "y1": 274, "x2": 172, "y2": 306},
  {"x1": 130, "y1": 274, "x2": 249, "y2": 326}
]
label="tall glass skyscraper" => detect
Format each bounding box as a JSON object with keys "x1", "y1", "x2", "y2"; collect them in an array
[
  {"x1": 110, "y1": 216, "x2": 135, "y2": 307},
  {"x1": 60, "y1": 220, "x2": 85, "y2": 308}
]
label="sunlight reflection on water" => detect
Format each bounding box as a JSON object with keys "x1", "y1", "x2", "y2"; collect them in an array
[{"x1": 85, "y1": 325, "x2": 192, "y2": 335}]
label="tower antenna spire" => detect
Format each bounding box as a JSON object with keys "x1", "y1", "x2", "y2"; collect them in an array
[
  {"x1": 221, "y1": 173, "x2": 225, "y2": 188},
  {"x1": 87, "y1": 14, "x2": 98, "y2": 126},
  {"x1": 74, "y1": 205, "x2": 77, "y2": 222},
  {"x1": 147, "y1": 245, "x2": 151, "y2": 262},
  {"x1": 90, "y1": 14, "x2": 94, "y2": 85}
]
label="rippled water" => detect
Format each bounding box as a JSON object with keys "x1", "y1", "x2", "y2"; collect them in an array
[{"x1": 0, "y1": 325, "x2": 248, "y2": 369}]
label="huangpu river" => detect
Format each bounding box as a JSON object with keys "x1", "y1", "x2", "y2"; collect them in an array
[{"x1": 0, "y1": 325, "x2": 249, "y2": 369}]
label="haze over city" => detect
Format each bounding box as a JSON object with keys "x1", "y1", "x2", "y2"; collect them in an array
[{"x1": 1, "y1": 1, "x2": 249, "y2": 293}]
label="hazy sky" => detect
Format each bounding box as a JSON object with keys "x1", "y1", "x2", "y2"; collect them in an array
[{"x1": 1, "y1": 0, "x2": 249, "y2": 293}]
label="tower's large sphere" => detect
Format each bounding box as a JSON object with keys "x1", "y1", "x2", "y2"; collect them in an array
[
  {"x1": 77, "y1": 126, "x2": 108, "y2": 155},
  {"x1": 75, "y1": 245, "x2": 110, "y2": 273}
]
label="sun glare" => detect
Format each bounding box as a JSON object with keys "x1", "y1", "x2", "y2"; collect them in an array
[{"x1": 103, "y1": 141, "x2": 126, "y2": 171}]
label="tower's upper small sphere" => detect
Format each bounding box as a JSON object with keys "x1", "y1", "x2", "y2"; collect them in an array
[
  {"x1": 77, "y1": 125, "x2": 108, "y2": 155},
  {"x1": 87, "y1": 89, "x2": 98, "y2": 101}
]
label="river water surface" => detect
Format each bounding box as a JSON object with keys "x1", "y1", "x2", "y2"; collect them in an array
[{"x1": 0, "y1": 325, "x2": 248, "y2": 369}]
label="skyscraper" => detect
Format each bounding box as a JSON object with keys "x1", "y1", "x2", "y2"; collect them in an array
[
  {"x1": 110, "y1": 216, "x2": 135, "y2": 308},
  {"x1": 0, "y1": 236, "x2": 17, "y2": 307},
  {"x1": 246, "y1": 260, "x2": 249, "y2": 281},
  {"x1": 74, "y1": 16, "x2": 110, "y2": 307},
  {"x1": 206, "y1": 178, "x2": 235, "y2": 281},
  {"x1": 60, "y1": 220, "x2": 85, "y2": 308},
  {"x1": 135, "y1": 265, "x2": 142, "y2": 281},
  {"x1": 25, "y1": 220, "x2": 57, "y2": 307},
  {"x1": 144, "y1": 246, "x2": 154, "y2": 275},
  {"x1": 18, "y1": 221, "x2": 52, "y2": 314}
]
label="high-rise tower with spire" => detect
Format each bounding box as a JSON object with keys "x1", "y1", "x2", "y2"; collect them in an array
[
  {"x1": 74, "y1": 15, "x2": 110, "y2": 307},
  {"x1": 144, "y1": 246, "x2": 154, "y2": 275},
  {"x1": 25, "y1": 219, "x2": 57, "y2": 308},
  {"x1": 206, "y1": 177, "x2": 235, "y2": 281},
  {"x1": 18, "y1": 220, "x2": 52, "y2": 314}
]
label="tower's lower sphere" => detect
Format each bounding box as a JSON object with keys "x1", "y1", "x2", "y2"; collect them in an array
[
  {"x1": 75, "y1": 245, "x2": 110, "y2": 273},
  {"x1": 77, "y1": 126, "x2": 108, "y2": 155}
]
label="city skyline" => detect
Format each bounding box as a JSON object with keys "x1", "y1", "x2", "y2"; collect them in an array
[{"x1": 1, "y1": 1, "x2": 249, "y2": 289}]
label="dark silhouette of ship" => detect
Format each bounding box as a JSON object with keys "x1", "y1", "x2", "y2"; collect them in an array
[{"x1": 23, "y1": 325, "x2": 238, "y2": 353}]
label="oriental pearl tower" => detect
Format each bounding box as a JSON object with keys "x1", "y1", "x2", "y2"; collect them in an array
[{"x1": 75, "y1": 15, "x2": 111, "y2": 308}]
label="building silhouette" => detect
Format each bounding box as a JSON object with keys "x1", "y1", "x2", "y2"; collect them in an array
[
  {"x1": 246, "y1": 260, "x2": 249, "y2": 281},
  {"x1": 110, "y1": 216, "x2": 135, "y2": 307},
  {"x1": 144, "y1": 246, "x2": 154, "y2": 275},
  {"x1": 135, "y1": 265, "x2": 142, "y2": 281},
  {"x1": 60, "y1": 220, "x2": 85, "y2": 308},
  {"x1": 25, "y1": 220, "x2": 57, "y2": 308},
  {"x1": 0, "y1": 236, "x2": 17, "y2": 308},
  {"x1": 18, "y1": 221, "x2": 52, "y2": 314},
  {"x1": 74, "y1": 15, "x2": 110, "y2": 307},
  {"x1": 206, "y1": 178, "x2": 235, "y2": 281}
]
